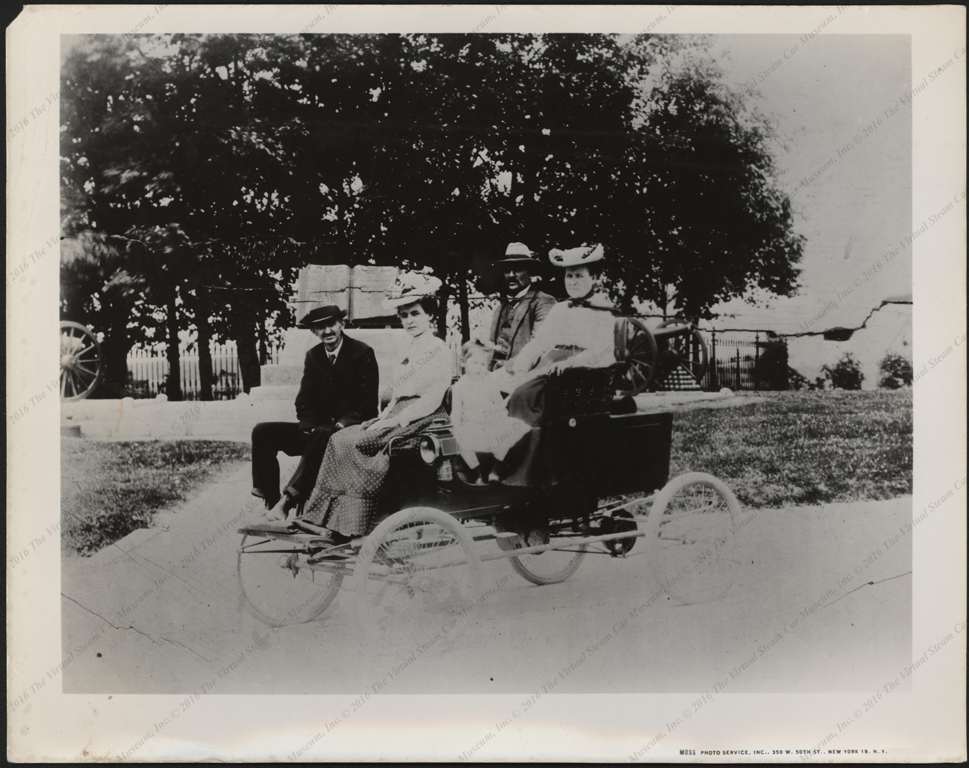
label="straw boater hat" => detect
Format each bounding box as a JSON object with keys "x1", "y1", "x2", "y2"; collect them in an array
[
  {"x1": 548, "y1": 243, "x2": 605, "y2": 268},
  {"x1": 296, "y1": 305, "x2": 347, "y2": 328},
  {"x1": 494, "y1": 242, "x2": 543, "y2": 267},
  {"x1": 383, "y1": 272, "x2": 444, "y2": 310}
]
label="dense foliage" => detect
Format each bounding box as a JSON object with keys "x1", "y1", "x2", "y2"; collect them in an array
[
  {"x1": 62, "y1": 33, "x2": 804, "y2": 396},
  {"x1": 878, "y1": 352, "x2": 913, "y2": 389},
  {"x1": 821, "y1": 352, "x2": 865, "y2": 390}
]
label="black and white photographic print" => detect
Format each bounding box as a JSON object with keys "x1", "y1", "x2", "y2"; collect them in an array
[{"x1": 6, "y1": 5, "x2": 966, "y2": 762}]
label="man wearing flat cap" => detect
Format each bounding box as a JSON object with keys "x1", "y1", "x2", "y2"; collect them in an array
[
  {"x1": 488, "y1": 242, "x2": 557, "y2": 372},
  {"x1": 251, "y1": 305, "x2": 379, "y2": 515}
]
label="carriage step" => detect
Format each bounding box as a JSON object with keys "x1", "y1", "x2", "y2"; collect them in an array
[{"x1": 494, "y1": 531, "x2": 519, "y2": 539}]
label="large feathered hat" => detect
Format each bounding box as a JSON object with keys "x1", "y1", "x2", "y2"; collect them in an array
[
  {"x1": 548, "y1": 243, "x2": 605, "y2": 268},
  {"x1": 383, "y1": 272, "x2": 443, "y2": 310}
]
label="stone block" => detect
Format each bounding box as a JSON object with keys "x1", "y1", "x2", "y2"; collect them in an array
[
  {"x1": 295, "y1": 264, "x2": 399, "y2": 325},
  {"x1": 248, "y1": 385, "x2": 300, "y2": 403},
  {"x1": 261, "y1": 365, "x2": 304, "y2": 386},
  {"x1": 260, "y1": 328, "x2": 409, "y2": 391}
]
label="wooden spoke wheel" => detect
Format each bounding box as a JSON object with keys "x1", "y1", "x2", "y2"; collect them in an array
[
  {"x1": 657, "y1": 320, "x2": 709, "y2": 384},
  {"x1": 614, "y1": 317, "x2": 658, "y2": 395},
  {"x1": 60, "y1": 321, "x2": 104, "y2": 401}
]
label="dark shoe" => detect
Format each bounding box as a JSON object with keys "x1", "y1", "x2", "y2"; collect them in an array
[
  {"x1": 281, "y1": 491, "x2": 300, "y2": 513},
  {"x1": 252, "y1": 488, "x2": 281, "y2": 510}
]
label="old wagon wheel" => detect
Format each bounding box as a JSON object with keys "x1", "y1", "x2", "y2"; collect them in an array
[
  {"x1": 60, "y1": 321, "x2": 104, "y2": 402},
  {"x1": 657, "y1": 320, "x2": 709, "y2": 385},
  {"x1": 614, "y1": 317, "x2": 658, "y2": 395}
]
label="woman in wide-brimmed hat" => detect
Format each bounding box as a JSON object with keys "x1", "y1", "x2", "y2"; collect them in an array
[
  {"x1": 499, "y1": 244, "x2": 619, "y2": 487},
  {"x1": 301, "y1": 272, "x2": 452, "y2": 541}
]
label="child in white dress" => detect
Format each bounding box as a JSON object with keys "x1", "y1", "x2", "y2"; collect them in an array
[{"x1": 451, "y1": 340, "x2": 531, "y2": 483}]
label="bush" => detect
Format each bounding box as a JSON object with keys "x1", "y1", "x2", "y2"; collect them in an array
[
  {"x1": 821, "y1": 353, "x2": 864, "y2": 390},
  {"x1": 878, "y1": 353, "x2": 913, "y2": 389},
  {"x1": 788, "y1": 367, "x2": 810, "y2": 390}
]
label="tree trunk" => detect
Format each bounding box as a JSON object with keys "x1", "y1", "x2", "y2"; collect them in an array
[
  {"x1": 257, "y1": 311, "x2": 269, "y2": 365},
  {"x1": 166, "y1": 281, "x2": 183, "y2": 401},
  {"x1": 458, "y1": 269, "x2": 470, "y2": 343},
  {"x1": 93, "y1": 291, "x2": 134, "y2": 399},
  {"x1": 436, "y1": 281, "x2": 450, "y2": 339},
  {"x1": 195, "y1": 286, "x2": 214, "y2": 401},
  {"x1": 236, "y1": 320, "x2": 261, "y2": 394}
]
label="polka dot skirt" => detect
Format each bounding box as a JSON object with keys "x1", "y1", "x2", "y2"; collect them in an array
[{"x1": 302, "y1": 398, "x2": 446, "y2": 536}]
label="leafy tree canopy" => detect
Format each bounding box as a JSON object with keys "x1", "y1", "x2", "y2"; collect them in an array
[
  {"x1": 878, "y1": 352, "x2": 913, "y2": 389},
  {"x1": 61, "y1": 32, "x2": 804, "y2": 393}
]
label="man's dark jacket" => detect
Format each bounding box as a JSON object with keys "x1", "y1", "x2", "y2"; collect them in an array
[
  {"x1": 488, "y1": 286, "x2": 557, "y2": 369},
  {"x1": 295, "y1": 335, "x2": 379, "y2": 431}
]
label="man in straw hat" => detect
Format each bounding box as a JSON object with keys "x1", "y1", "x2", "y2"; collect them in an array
[
  {"x1": 487, "y1": 242, "x2": 557, "y2": 372},
  {"x1": 251, "y1": 304, "x2": 379, "y2": 516}
]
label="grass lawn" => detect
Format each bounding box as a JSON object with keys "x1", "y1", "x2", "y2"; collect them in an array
[
  {"x1": 61, "y1": 440, "x2": 250, "y2": 556},
  {"x1": 60, "y1": 390, "x2": 911, "y2": 555},
  {"x1": 668, "y1": 390, "x2": 912, "y2": 508}
]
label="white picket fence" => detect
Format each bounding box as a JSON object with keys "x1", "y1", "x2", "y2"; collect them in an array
[
  {"x1": 127, "y1": 335, "x2": 462, "y2": 400},
  {"x1": 127, "y1": 341, "x2": 283, "y2": 400}
]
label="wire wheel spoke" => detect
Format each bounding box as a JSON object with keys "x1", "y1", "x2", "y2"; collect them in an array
[
  {"x1": 646, "y1": 473, "x2": 743, "y2": 605},
  {"x1": 354, "y1": 508, "x2": 483, "y2": 649},
  {"x1": 237, "y1": 534, "x2": 344, "y2": 626}
]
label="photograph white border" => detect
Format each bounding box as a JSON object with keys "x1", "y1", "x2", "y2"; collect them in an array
[{"x1": 6, "y1": 4, "x2": 966, "y2": 761}]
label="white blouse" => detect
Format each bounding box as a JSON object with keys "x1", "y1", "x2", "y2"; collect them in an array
[
  {"x1": 380, "y1": 333, "x2": 453, "y2": 425},
  {"x1": 510, "y1": 293, "x2": 618, "y2": 377}
]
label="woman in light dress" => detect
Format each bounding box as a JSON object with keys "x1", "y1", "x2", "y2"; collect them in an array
[
  {"x1": 300, "y1": 273, "x2": 453, "y2": 542},
  {"x1": 450, "y1": 339, "x2": 530, "y2": 483},
  {"x1": 499, "y1": 244, "x2": 619, "y2": 486}
]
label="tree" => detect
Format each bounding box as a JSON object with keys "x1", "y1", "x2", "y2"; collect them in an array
[
  {"x1": 302, "y1": 33, "x2": 803, "y2": 325},
  {"x1": 821, "y1": 353, "x2": 864, "y2": 390},
  {"x1": 601, "y1": 36, "x2": 804, "y2": 318},
  {"x1": 878, "y1": 353, "x2": 913, "y2": 389},
  {"x1": 62, "y1": 33, "x2": 805, "y2": 392},
  {"x1": 60, "y1": 232, "x2": 149, "y2": 398},
  {"x1": 61, "y1": 34, "x2": 308, "y2": 396},
  {"x1": 787, "y1": 367, "x2": 810, "y2": 391}
]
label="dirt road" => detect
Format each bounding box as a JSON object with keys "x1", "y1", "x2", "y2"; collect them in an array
[{"x1": 62, "y1": 462, "x2": 911, "y2": 695}]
